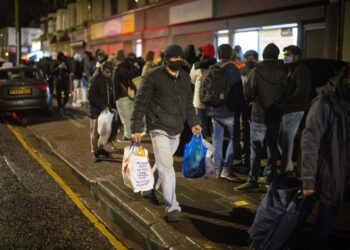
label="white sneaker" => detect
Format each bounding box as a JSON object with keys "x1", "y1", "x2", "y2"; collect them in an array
[{"x1": 220, "y1": 169, "x2": 235, "y2": 181}]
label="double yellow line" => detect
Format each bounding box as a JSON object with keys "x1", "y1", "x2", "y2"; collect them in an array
[{"x1": 7, "y1": 124, "x2": 126, "y2": 250}]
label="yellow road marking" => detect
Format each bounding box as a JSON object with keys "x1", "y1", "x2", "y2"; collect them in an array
[
  {"x1": 232, "y1": 200, "x2": 249, "y2": 207},
  {"x1": 7, "y1": 124, "x2": 126, "y2": 250}
]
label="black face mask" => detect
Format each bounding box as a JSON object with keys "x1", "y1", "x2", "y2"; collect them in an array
[
  {"x1": 245, "y1": 61, "x2": 256, "y2": 69},
  {"x1": 166, "y1": 60, "x2": 183, "y2": 71}
]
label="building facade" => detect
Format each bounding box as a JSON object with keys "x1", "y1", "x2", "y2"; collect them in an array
[{"x1": 39, "y1": 0, "x2": 350, "y2": 62}]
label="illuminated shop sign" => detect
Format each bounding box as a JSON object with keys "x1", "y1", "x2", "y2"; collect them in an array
[{"x1": 90, "y1": 14, "x2": 135, "y2": 40}]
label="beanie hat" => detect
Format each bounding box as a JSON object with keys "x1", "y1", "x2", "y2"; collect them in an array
[
  {"x1": 263, "y1": 43, "x2": 280, "y2": 60},
  {"x1": 102, "y1": 61, "x2": 114, "y2": 71},
  {"x1": 164, "y1": 44, "x2": 184, "y2": 60},
  {"x1": 115, "y1": 50, "x2": 125, "y2": 61},
  {"x1": 201, "y1": 43, "x2": 215, "y2": 58}
]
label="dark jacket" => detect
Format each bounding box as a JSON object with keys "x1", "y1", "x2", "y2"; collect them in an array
[
  {"x1": 246, "y1": 60, "x2": 287, "y2": 123},
  {"x1": 88, "y1": 70, "x2": 114, "y2": 119},
  {"x1": 206, "y1": 61, "x2": 242, "y2": 117},
  {"x1": 52, "y1": 58, "x2": 70, "y2": 85},
  {"x1": 130, "y1": 66, "x2": 200, "y2": 135},
  {"x1": 280, "y1": 62, "x2": 311, "y2": 114},
  {"x1": 113, "y1": 59, "x2": 140, "y2": 99},
  {"x1": 301, "y1": 88, "x2": 349, "y2": 206},
  {"x1": 72, "y1": 60, "x2": 83, "y2": 80}
]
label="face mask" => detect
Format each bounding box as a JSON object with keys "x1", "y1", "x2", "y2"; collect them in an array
[
  {"x1": 245, "y1": 61, "x2": 256, "y2": 69},
  {"x1": 283, "y1": 55, "x2": 293, "y2": 64},
  {"x1": 167, "y1": 60, "x2": 183, "y2": 71}
]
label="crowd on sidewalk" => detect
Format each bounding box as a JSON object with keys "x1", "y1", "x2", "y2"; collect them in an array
[{"x1": 35, "y1": 42, "x2": 350, "y2": 249}]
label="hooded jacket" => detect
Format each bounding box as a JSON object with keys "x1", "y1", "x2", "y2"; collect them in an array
[
  {"x1": 246, "y1": 60, "x2": 287, "y2": 123},
  {"x1": 301, "y1": 77, "x2": 350, "y2": 206},
  {"x1": 130, "y1": 66, "x2": 199, "y2": 136}
]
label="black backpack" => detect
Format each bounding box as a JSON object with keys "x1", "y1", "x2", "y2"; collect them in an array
[{"x1": 199, "y1": 63, "x2": 230, "y2": 107}]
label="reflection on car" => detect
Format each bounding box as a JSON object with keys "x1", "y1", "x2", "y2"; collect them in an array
[{"x1": 0, "y1": 66, "x2": 53, "y2": 114}]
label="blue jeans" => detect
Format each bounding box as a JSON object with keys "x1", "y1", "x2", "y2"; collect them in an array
[
  {"x1": 279, "y1": 111, "x2": 304, "y2": 172},
  {"x1": 248, "y1": 121, "x2": 279, "y2": 183},
  {"x1": 150, "y1": 130, "x2": 181, "y2": 213},
  {"x1": 211, "y1": 116, "x2": 235, "y2": 173},
  {"x1": 195, "y1": 108, "x2": 208, "y2": 138}
]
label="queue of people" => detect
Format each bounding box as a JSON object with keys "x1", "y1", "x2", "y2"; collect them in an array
[{"x1": 35, "y1": 41, "x2": 349, "y2": 247}]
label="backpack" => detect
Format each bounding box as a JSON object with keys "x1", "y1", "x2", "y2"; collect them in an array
[{"x1": 199, "y1": 63, "x2": 230, "y2": 107}]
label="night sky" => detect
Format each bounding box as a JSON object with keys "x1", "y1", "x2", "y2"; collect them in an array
[{"x1": 0, "y1": 0, "x2": 42, "y2": 28}]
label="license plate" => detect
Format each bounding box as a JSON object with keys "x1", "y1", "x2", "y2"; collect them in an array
[{"x1": 9, "y1": 88, "x2": 32, "y2": 95}]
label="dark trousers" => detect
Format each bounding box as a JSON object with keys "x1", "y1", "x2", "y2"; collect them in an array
[{"x1": 56, "y1": 80, "x2": 70, "y2": 108}]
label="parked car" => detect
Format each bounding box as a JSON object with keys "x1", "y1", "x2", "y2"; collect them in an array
[{"x1": 0, "y1": 66, "x2": 53, "y2": 114}]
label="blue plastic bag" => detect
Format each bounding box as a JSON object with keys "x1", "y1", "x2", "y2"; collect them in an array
[{"x1": 182, "y1": 135, "x2": 207, "y2": 178}]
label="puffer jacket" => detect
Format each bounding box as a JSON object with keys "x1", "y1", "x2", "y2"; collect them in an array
[
  {"x1": 246, "y1": 60, "x2": 287, "y2": 123},
  {"x1": 130, "y1": 66, "x2": 199, "y2": 135}
]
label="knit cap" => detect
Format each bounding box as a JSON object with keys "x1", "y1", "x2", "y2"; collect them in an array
[
  {"x1": 164, "y1": 44, "x2": 184, "y2": 60},
  {"x1": 201, "y1": 43, "x2": 215, "y2": 58}
]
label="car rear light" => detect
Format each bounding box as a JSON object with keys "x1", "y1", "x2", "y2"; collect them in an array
[{"x1": 34, "y1": 83, "x2": 48, "y2": 91}]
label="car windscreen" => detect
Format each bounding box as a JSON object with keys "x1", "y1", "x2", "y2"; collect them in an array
[{"x1": 0, "y1": 68, "x2": 41, "y2": 81}]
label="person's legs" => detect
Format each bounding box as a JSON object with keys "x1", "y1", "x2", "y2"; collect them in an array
[
  {"x1": 150, "y1": 130, "x2": 181, "y2": 213},
  {"x1": 56, "y1": 82, "x2": 63, "y2": 108},
  {"x1": 221, "y1": 116, "x2": 235, "y2": 174},
  {"x1": 280, "y1": 111, "x2": 304, "y2": 172},
  {"x1": 90, "y1": 119, "x2": 100, "y2": 160},
  {"x1": 241, "y1": 103, "x2": 251, "y2": 168},
  {"x1": 195, "y1": 108, "x2": 208, "y2": 138},
  {"x1": 212, "y1": 117, "x2": 225, "y2": 175},
  {"x1": 265, "y1": 122, "x2": 280, "y2": 183},
  {"x1": 116, "y1": 97, "x2": 134, "y2": 139},
  {"x1": 312, "y1": 203, "x2": 338, "y2": 249},
  {"x1": 248, "y1": 122, "x2": 267, "y2": 183}
]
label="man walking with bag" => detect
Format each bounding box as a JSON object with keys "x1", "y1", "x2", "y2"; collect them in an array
[
  {"x1": 131, "y1": 44, "x2": 201, "y2": 222},
  {"x1": 88, "y1": 61, "x2": 115, "y2": 162}
]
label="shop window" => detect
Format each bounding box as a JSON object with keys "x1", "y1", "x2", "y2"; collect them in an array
[
  {"x1": 233, "y1": 23, "x2": 298, "y2": 60},
  {"x1": 128, "y1": 0, "x2": 137, "y2": 10},
  {"x1": 136, "y1": 39, "x2": 142, "y2": 57},
  {"x1": 111, "y1": 0, "x2": 118, "y2": 15},
  {"x1": 216, "y1": 30, "x2": 229, "y2": 47}
]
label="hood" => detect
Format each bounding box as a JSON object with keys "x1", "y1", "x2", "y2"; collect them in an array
[
  {"x1": 255, "y1": 60, "x2": 286, "y2": 86},
  {"x1": 194, "y1": 57, "x2": 217, "y2": 70}
]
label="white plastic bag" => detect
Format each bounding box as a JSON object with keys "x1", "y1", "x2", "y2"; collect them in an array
[
  {"x1": 97, "y1": 108, "x2": 114, "y2": 146},
  {"x1": 203, "y1": 139, "x2": 216, "y2": 177},
  {"x1": 122, "y1": 145, "x2": 155, "y2": 193}
]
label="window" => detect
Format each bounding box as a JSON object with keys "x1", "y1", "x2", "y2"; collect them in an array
[
  {"x1": 136, "y1": 39, "x2": 142, "y2": 57},
  {"x1": 233, "y1": 23, "x2": 298, "y2": 60},
  {"x1": 216, "y1": 30, "x2": 229, "y2": 47}
]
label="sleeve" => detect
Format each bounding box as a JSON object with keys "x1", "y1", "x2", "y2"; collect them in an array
[
  {"x1": 244, "y1": 68, "x2": 257, "y2": 102},
  {"x1": 130, "y1": 74, "x2": 155, "y2": 133},
  {"x1": 301, "y1": 98, "x2": 330, "y2": 189},
  {"x1": 190, "y1": 65, "x2": 197, "y2": 85},
  {"x1": 185, "y1": 76, "x2": 200, "y2": 128}
]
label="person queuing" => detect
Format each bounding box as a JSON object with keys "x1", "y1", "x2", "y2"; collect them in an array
[
  {"x1": 301, "y1": 64, "x2": 350, "y2": 249},
  {"x1": 130, "y1": 44, "x2": 201, "y2": 222}
]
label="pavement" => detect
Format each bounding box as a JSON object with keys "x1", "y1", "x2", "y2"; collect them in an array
[{"x1": 10, "y1": 106, "x2": 350, "y2": 250}]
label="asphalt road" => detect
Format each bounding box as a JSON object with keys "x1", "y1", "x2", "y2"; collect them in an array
[{"x1": 0, "y1": 120, "x2": 115, "y2": 250}]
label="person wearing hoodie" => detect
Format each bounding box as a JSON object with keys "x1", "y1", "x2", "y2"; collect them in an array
[
  {"x1": 301, "y1": 65, "x2": 350, "y2": 249},
  {"x1": 235, "y1": 43, "x2": 287, "y2": 190},
  {"x1": 190, "y1": 43, "x2": 217, "y2": 138}
]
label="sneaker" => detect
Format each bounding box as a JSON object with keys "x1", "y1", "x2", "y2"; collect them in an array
[
  {"x1": 93, "y1": 153, "x2": 100, "y2": 162},
  {"x1": 141, "y1": 190, "x2": 161, "y2": 205},
  {"x1": 166, "y1": 210, "x2": 181, "y2": 222},
  {"x1": 220, "y1": 169, "x2": 236, "y2": 181},
  {"x1": 216, "y1": 169, "x2": 221, "y2": 179},
  {"x1": 234, "y1": 181, "x2": 259, "y2": 191},
  {"x1": 97, "y1": 149, "x2": 110, "y2": 158}
]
